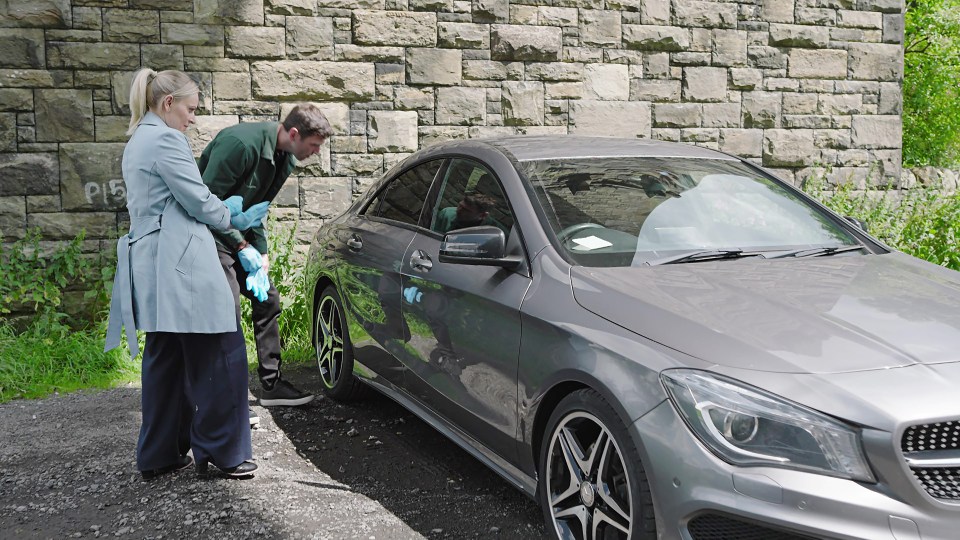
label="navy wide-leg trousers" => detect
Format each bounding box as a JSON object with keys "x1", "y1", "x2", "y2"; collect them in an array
[{"x1": 137, "y1": 324, "x2": 252, "y2": 472}]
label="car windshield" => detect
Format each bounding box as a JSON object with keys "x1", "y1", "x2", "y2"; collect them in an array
[{"x1": 520, "y1": 157, "x2": 860, "y2": 267}]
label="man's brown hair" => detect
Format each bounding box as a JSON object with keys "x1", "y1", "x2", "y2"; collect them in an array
[{"x1": 282, "y1": 104, "x2": 334, "y2": 139}]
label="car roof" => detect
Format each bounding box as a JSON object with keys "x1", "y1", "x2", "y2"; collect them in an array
[{"x1": 477, "y1": 135, "x2": 739, "y2": 162}]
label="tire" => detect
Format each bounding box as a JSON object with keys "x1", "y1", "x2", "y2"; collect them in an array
[
  {"x1": 314, "y1": 285, "x2": 365, "y2": 401},
  {"x1": 539, "y1": 389, "x2": 657, "y2": 540}
]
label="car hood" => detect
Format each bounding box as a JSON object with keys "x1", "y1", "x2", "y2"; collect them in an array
[{"x1": 570, "y1": 252, "x2": 960, "y2": 374}]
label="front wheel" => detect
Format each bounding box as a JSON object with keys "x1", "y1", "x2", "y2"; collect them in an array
[
  {"x1": 315, "y1": 285, "x2": 364, "y2": 401},
  {"x1": 539, "y1": 389, "x2": 657, "y2": 540}
]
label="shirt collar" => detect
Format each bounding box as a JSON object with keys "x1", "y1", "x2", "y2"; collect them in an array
[{"x1": 140, "y1": 111, "x2": 163, "y2": 127}]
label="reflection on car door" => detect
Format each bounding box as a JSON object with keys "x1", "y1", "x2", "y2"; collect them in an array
[
  {"x1": 399, "y1": 158, "x2": 529, "y2": 462},
  {"x1": 335, "y1": 160, "x2": 442, "y2": 389}
]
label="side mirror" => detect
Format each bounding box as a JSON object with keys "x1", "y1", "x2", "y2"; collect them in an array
[
  {"x1": 439, "y1": 226, "x2": 522, "y2": 269},
  {"x1": 844, "y1": 216, "x2": 868, "y2": 232}
]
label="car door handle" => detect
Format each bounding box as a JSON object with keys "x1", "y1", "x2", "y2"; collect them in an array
[
  {"x1": 410, "y1": 250, "x2": 433, "y2": 272},
  {"x1": 347, "y1": 237, "x2": 362, "y2": 250}
]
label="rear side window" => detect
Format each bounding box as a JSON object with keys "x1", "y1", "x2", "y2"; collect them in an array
[{"x1": 375, "y1": 160, "x2": 442, "y2": 226}]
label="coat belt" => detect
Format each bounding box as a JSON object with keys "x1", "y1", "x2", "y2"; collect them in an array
[{"x1": 105, "y1": 215, "x2": 162, "y2": 358}]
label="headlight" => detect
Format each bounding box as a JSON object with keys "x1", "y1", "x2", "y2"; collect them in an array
[{"x1": 661, "y1": 369, "x2": 875, "y2": 482}]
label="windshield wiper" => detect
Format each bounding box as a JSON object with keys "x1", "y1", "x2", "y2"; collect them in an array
[
  {"x1": 764, "y1": 245, "x2": 866, "y2": 259},
  {"x1": 644, "y1": 249, "x2": 762, "y2": 266}
]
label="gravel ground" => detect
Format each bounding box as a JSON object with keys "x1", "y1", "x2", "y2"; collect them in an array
[{"x1": 0, "y1": 364, "x2": 544, "y2": 539}]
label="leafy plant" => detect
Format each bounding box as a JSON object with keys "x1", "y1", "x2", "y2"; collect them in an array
[{"x1": 903, "y1": 0, "x2": 960, "y2": 166}]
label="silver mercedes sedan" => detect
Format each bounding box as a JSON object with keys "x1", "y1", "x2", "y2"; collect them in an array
[{"x1": 304, "y1": 135, "x2": 960, "y2": 540}]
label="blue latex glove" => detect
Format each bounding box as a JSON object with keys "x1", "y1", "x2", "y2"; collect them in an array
[
  {"x1": 237, "y1": 246, "x2": 263, "y2": 274},
  {"x1": 245, "y1": 267, "x2": 270, "y2": 303},
  {"x1": 223, "y1": 195, "x2": 244, "y2": 216},
  {"x1": 230, "y1": 200, "x2": 270, "y2": 231},
  {"x1": 403, "y1": 286, "x2": 423, "y2": 304}
]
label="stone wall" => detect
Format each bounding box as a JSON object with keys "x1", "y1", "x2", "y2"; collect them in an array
[{"x1": 0, "y1": 0, "x2": 905, "y2": 251}]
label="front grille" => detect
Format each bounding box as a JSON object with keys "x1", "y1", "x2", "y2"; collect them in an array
[
  {"x1": 902, "y1": 420, "x2": 960, "y2": 452},
  {"x1": 687, "y1": 514, "x2": 820, "y2": 540},
  {"x1": 902, "y1": 420, "x2": 960, "y2": 501}
]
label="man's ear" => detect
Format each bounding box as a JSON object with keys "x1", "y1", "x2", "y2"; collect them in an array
[{"x1": 287, "y1": 126, "x2": 300, "y2": 140}]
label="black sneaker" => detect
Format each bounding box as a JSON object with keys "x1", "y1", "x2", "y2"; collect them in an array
[
  {"x1": 260, "y1": 379, "x2": 314, "y2": 407},
  {"x1": 249, "y1": 408, "x2": 260, "y2": 427}
]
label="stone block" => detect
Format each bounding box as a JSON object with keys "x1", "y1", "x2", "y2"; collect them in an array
[
  {"x1": 509, "y1": 5, "x2": 538, "y2": 25},
  {"x1": 0, "y1": 113, "x2": 14, "y2": 151},
  {"x1": 161, "y1": 24, "x2": 225, "y2": 46},
  {"x1": 761, "y1": 0, "x2": 795, "y2": 23},
  {"x1": 281, "y1": 102, "x2": 350, "y2": 135},
  {"x1": 0, "y1": 153, "x2": 59, "y2": 196},
  {"x1": 653, "y1": 103, "x2": 701, "y2": 127},
  {"x1": 0, "y1": 70, "x2": 73, "y2": 88},
  {"x1": 463, "y1": 60, "x2": 509, "y2": 80},
  {"x1": 438, "y1": 22, "x2": 490, "y2": 49},
  {"x1": 395, "y1": 87, "x2": 434, "y2": 110},
  {"x1": 502, "y1": 81, "x2": 544, "y2": 126},
  {"x1": 568, "y1": 101, "x2": 651, "y2": 138},
  {"x1": 332, "y1": 153, "x2": 383, "y2": 176},
  {"x1": 640, "y1": 0, "x2": 671, "y2": 25},
  {"x1": 851, "y1": 115, "x2": 900, "y2": 148},
  {"x1": 27, "y1": 212, "x2": 117, "y2": 240},
  {"x1": 301, "y1": 176, "x2": 352, "y2": 218},
  {"x1": 368, "y1": 110, "x2": 418, "y2": 152},
  {"x1": 837, "y1": 10, "x2": 883, "y2": 29},
  {"x1": 819, "y1": 94, "x2": 862, "y2": 115},
  {"x1": 742, "y1": 91, "x2": 782, "y2": 128},
  {"x1": 226, "y1": 26, "x2": 285, "y2": 58},
  {"x1": 623, "y1": 25, "x2": 690, "y2": 51},
  {"x1": 673, "y1": 1, "x2": 738, "y2": 28},
  {"x1": 711, "y1": 30, "x2": 747, "y2": 66},
  {"x1": 132, "y1": 0, "x2": 193, "y2": 9},
  {"x1": 0, "y1": 0, "x2": 71, "y2": 28},
  {"x1": 318, "y1": 0, "x2": 384, "y2": 7},
  {"x1": 729, "y1": 68, "x2": 762, "y2": 90},
  {"x1": 35, "y1": 90, "x2": 94, "y2": 142},
  {"x1": 788, "y1": 49, "x2": 848, "y2": 79},
  {"x1": 539, "y1": 7, "x2": 577, "y2": 27},
  {"x1": 353, "y1": 10, "x2": 438, "y2": 46},
  {"x1": 103, "y1": 9, "x2": 160, "y2": 42},
  {"x1": 252, "y1": 61, "x2": 375, "y2": 100},
  {"x1": 581, "y1": 10, "x2": 621, "y2": 46},
  {"x1": 878, "y1": 82, "x2": 901, "y2": 115},
  {"x1": 187, "y1": 115, "x2": 239, "y2": 156},
  {"x1": 720, "y1": 128, "x2": 763, "y2": 157},
  {"x1": 213, "y1": 72, "x2": 252, "y2": 101},
  {"x1": 59, "y1": 143, "x2": 126, "y2": 211},
  {"x1": 631, "y1": 79, "x2": 680, "y2": 101},
  {"x1": 473, "y1": 0, "x2": 509, "y2": 23},
  {"x1": 286, "y1": 17, "x2": 334, "y2": 59},
  {"x1": 526, "y1": 62, "x2": 583, "y2": 81},
  {"x1": 683, "y1": 67, "x2": 727, "y2": 102},
  {"x1": 142, "y1": 45, "x2": 185, "y2": 70},
  {"x1": 419, "y1": 125, "x2": 468, "y2": 147},
  {"x1": 702, "y1": 102, "x2": 740, "y2": 128},
  {"x1": 0, "y1": 89, "x2": 32, "y2": 111},
  {"x1": 748, "y1": 46, "x2": 787, "y2": 69},
  {"x1": 436, "y1": 87, "x2": 486, "y2": 125},
  {"x1": 783, "y1": 93, "x2": 818, "y2": 114},
  {"x1": 883, "y1": 13, "x2": 904, "y2": 44},
  {"x1": 110, "y1": 71, "x2": 136, "y2": 115},
  {"x1": 0, "y1": 197, "x2": 26, "y2": 239},
  {"x1": 0, "y1": 29, "x2": 44, "y2": 68},
  {"x1": 407, "y1": 49, "x2": 463, "y2": 85},
  {"x1": 194, "y1": 0, "x2": 265, "y2": 25},
  {"x1": 95, "y1": 116, "x2": 129, "y2": 142},
  {"x1": 768, "y1": 23, "x2": 830, "y2": 48},
  {"x1": 491, "y1": 25, "x2": 562, "y2": 61},
  {"x1": 545, "y1": 82, "x2": 584, "y2": 99},
  {"x1": 583, "y1": 64, "x2": 629, "y2": 101},
  {"x1": 47, "y1": 42, "x2": 140, "y2": 69},
  {"x1": 267, "y1": 0, "x2": 315, "y2": 16},
  {"x1": 763, "y1": 129, "x2": 817, "y2": 166},
  {"x1": 848, "y1": 43, "x2": 902, "y2": 81}
]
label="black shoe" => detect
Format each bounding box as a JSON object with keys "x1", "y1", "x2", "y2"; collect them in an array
[
  {"x1": 196, "y1": 459, "x2": 257, "y2": 478},
  {"x1": 141, "y1": 455, "x2": 193, "y2": 481},
  {"x1": 249, "y1": 408, "x2": 260, "y2": 427},
  {"x1": 259, "y1": 379, "x2": 314, "y2": 407}
]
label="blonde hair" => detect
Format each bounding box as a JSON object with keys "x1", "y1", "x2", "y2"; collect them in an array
[{"x1": 126, "y1": 68, "x2": 199, "y2": 135}]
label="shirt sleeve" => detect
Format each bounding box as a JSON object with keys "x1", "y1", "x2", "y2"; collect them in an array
[
  {"x1": 154, "y1": 130, "x2": 231, "y2": 231},
  {"x1": 200, "y1": 135, "x2": 256, "y2": 249}
]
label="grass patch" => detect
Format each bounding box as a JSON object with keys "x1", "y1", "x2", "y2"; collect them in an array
[{"x1": 0, "y1": 316, "x2": 138, "y2": 403}]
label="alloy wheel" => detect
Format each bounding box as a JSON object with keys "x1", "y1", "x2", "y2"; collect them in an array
[
  {"x1": 316, "y1": 294, "x2": 344, "y2": 389},
  {"x1": 546, "y1": 411, "x2": 633, "y2": 540}
]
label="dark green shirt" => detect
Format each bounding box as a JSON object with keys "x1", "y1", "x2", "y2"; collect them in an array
[{"x1": 198, "y1": 121, "x2": 296, "y2": 254}]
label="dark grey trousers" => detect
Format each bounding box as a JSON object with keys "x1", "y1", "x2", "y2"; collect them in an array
[{"x1": 217, "y1": 247, "x2": 283, "y2": 389}]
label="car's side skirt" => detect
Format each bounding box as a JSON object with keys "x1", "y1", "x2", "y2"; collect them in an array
[{"x1": 358, "y1": 367, "x2": 538, "y2": 499}]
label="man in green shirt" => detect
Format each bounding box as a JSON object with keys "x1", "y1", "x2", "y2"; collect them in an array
[{"x1": 199, "y1": 104, "x2": 333, "y2": 416}]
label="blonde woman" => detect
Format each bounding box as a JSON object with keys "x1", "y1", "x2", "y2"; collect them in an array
[{"x1": 106, "y1": 68, "x2": 267, "y2": 480}]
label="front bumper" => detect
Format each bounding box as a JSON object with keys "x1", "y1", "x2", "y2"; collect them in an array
[{"x1": 634, "y1": 401, "x2": 960, "y2": 540}]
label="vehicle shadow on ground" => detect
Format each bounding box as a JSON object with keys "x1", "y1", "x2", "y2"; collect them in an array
[{"x1": 269, "y1": 364, "x2": 545, "y2": 539}]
